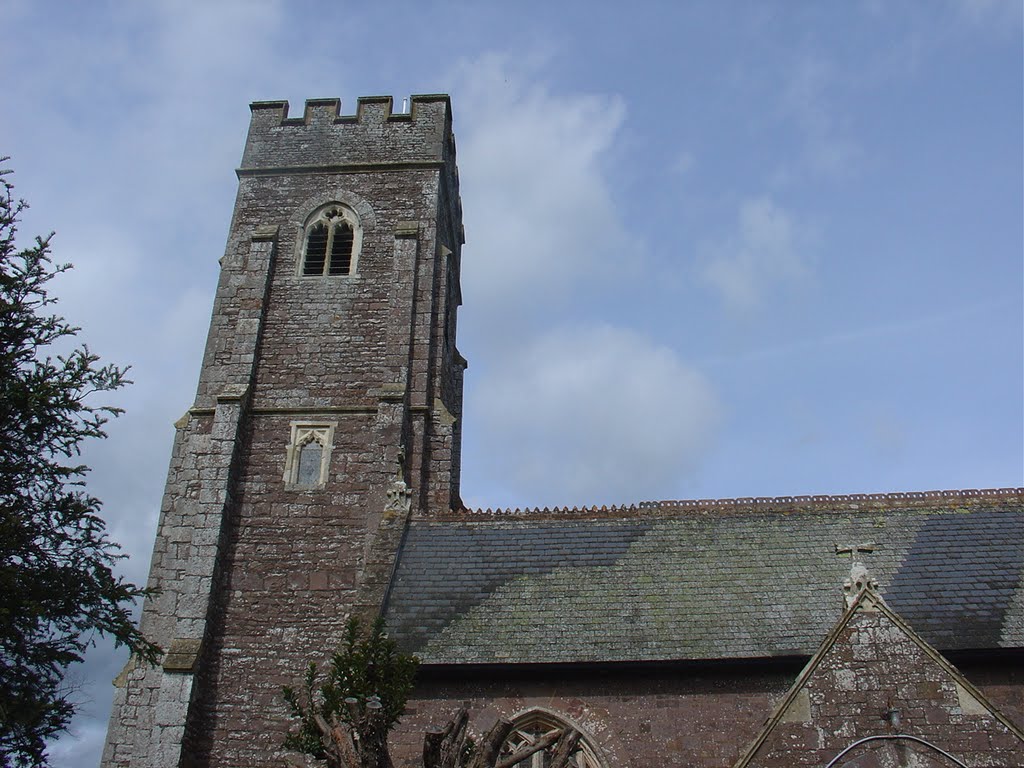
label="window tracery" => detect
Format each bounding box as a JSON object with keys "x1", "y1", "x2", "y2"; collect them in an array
[
  {"x1": 500, "y1": 710, "x2": 604, "y2": 768},
  {"x1": 300, "y1": 206, "x2": 359, "y2": 276}
]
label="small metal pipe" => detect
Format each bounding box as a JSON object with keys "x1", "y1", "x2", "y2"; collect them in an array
[{"x1": 823, "y1": 734, "x2": 968, "y2": 768}]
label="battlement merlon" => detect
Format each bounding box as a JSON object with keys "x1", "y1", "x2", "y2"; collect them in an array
[{"x1": 239, "y1": 94, "x2": 457, "y2": 173}]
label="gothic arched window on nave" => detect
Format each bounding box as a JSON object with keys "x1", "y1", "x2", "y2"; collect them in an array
[{"x1": 500, "y1": 710, "x2": 606, "y2": 768}]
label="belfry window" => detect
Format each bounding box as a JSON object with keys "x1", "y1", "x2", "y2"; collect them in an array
[{"x1": 301, "y1": 207, "x2": 357, "y2": 276}]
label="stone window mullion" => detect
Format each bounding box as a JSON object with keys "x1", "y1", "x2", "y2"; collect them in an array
[{"x1": 299, "y1": 205, "x2": 359, "y2": 277}]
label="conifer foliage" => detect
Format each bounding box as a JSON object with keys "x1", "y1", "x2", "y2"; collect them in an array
[
  {"x1": 0, "y1": 164, "x2": 158, "y2": 767},
  {"x1": 283, "y1": 617, "x2": 419, "y2": 768},
  {"x1": 282, "y1": 618, "x2": 582, "y2": 768}
]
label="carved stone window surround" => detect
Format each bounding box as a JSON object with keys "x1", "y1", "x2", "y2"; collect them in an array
[{"x1": 283, "y1": 421, "x2": 337, "y2": 489}]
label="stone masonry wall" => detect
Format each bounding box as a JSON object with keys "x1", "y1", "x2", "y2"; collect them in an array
[
  {"x1": 385, "y1": 661, "x2": 1022, "y2": 768},
  {"x1": 740, "y1": 601, "x2": 1024, "y2": 767},
  {"x1": 102, "y1": 224, "x2": 277, "y2": 768},
  {"x1": 389, "y1": 665, "x2": 797, "y2": 768},
  {"x1": 190, "y1": 411, "x2": 383, "y2": 765}
]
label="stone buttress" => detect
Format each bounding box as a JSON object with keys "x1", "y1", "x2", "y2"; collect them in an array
[{"x1": 101, "y1": 95, "x2": 466, "y2": 768}]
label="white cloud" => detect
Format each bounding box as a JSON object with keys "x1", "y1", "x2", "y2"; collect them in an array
[
  {"x1": 780, "y1": 55, "x2": 861, "y2": 178},
  {"x1": 951, "y1": 0, "x2": 1023, "y2": 28},
  {"x1": 451, "y1": 54, "x2": 630, "y2": 310},
  {"x1": 701, "y1": 197, "x2": 812, "y2": 310},
  {"x1": 47, "y1": 720, "x2": 107, "y2": 768},
  {"x1": 468, "y1": 325, "x2": 720, "y2": 506}
]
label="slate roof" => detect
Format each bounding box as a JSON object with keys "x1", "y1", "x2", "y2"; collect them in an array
[{"x1": 384, "y1": 489, "x2": 1024, "y2": 664}]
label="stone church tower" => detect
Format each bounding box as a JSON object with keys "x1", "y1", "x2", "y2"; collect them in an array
[{"x1": 102, "y1": 95, "x2": 466, "y2": 767}]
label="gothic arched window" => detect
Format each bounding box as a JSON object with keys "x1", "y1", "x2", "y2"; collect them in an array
[
  {"x1": 500, "y1": 710, "x2": 605, "y2": 768},
  {"x1": 301, "y1": 206, "x2": 359, "y2": 276},
  {"x1": 283, "y1": 422, "x2": 336, "y2": 488}
]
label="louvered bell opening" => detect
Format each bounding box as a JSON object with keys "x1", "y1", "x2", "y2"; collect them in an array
[
  {"x1": 328, "y1": 223, "x2": 354, "y2": 275},
  {"x1": 303, "y1": 223, "x2": 329, "y2": 275}
]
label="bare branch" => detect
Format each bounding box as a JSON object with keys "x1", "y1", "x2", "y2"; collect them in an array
[{"x1": 495, "y1": 729, "x2": 563, "y2": 768}]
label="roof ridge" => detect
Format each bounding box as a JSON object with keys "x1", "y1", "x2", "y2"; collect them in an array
[{"x1": 453, "y1": 487, "x2": 1024, "y2": 517}]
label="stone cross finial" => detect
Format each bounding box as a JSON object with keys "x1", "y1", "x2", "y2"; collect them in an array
[{"x1": 836, "y1": 542, "x2": 879, "y2": 608}]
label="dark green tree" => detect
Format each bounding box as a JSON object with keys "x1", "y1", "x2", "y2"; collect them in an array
[
  {"x1": 283, "y1": 616, "x2": 419, "y2": 768},
  {"x1": 0, "y1": 164, "x2": 159, "y2": 767},
  {"x1": 282, "y1": 617, "x2": 581, "y2": 768}
]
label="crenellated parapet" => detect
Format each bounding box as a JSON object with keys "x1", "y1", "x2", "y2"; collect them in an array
[{"x1": 241, "y1": 94, "x2": 455, "y2": 172}]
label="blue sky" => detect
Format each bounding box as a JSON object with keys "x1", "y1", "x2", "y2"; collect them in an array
[{"x1": 1, "y1": 1, "x2": 1021, "y2": 764}]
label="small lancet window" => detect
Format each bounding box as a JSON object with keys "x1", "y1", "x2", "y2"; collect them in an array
[
  {"x1": 304, "y1": 223, "x2": 328, "y2": 275},
  {"x1": 302, "y1": 207, "x2": 356, "y2": 276}
]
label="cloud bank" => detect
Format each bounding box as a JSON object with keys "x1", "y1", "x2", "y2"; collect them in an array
[
  {"x1": 452, "y1": 54, "x2": 631, "y2": 312},
  {"x1": 701, "y1": 197, "x2": 813, "y2": 311},
  {"x1": 469, "y1": 325, "x2": 720, "y2": 507}
]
